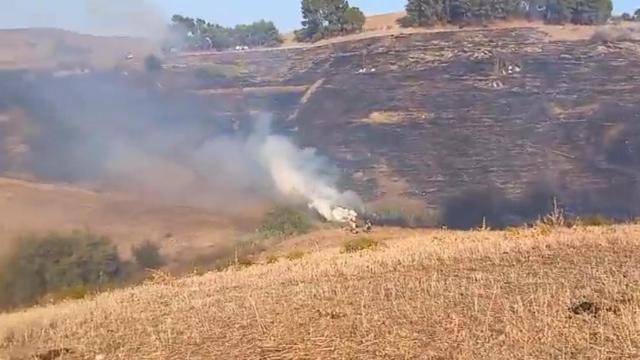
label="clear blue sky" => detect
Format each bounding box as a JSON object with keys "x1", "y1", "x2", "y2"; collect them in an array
[{"x1": 0, "y1": 0, "x2": 637, "y2": 36}]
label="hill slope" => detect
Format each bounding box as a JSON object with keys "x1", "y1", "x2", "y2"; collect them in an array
[
  {"x1": 0, "y1": 28, "x2": 157, "y2": 70},
  {"x1": 0, "y1": 176, "x2": 266, "y2": 263},
  {"x1": 1, "y1": 225, "x2": 639, "y2": 359},
  {"x1": 3, "y1": 25, "x2": 640, "y2": 228}
]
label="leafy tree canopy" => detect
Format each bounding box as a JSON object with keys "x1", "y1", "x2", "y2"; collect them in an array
[
  {"x1": 167, "y1": 16, "x2": 283, "y2": 51},
  {"x1": 296, "y1": 0, "x2": 366, "y2": 42},
  {"x1": 400, "y1": 0, "x2": 613, "y2": 27}
]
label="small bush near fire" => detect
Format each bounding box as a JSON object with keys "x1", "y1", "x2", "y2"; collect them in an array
[
  {"x1": 285, "y1": 250, "x2": 306, "y2": 261},
  {"x1": 342, "y1": 237, "x2": 379, "y2": 254},
  {"x1": 577, "y1": 214, "x2": 616, "y2": 227},
  {"x1": 132, "y1": 241, "x2": 165, "y2": 270},
  {"x1": 0, "y1": 231, "x2": 124, "y2": 310},
  {"x1": 258, "y1": 207, "x2": 313, "y2": 238}
]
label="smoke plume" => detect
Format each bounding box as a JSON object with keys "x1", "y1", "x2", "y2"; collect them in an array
[
  {"x1": 0, "y1": 72, "x2": 362, "y2": 221},
  {"x1": 0, "y1": 0, "x2": 167, "y2": 38},
  {"x1": 101, "y1": 115, "x2": 363, "y2": 221}
]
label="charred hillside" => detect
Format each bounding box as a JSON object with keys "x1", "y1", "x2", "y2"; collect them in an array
[
  {"x1": 2, "y1": 27, "x2": 640, "y2": 227},
  {"x1": 178, "y1": 27, "x2": 640, "y2": 225}
]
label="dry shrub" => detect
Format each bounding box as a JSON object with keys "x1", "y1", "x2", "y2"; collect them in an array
[
  {"x1": 266, "y1": 255, "x2": 280, "y2": 264},
  {"x1": 575, "y1": 214, "x2": 616, "y2": 227},
  {"x1": 41, "y1": 285, "x2": 91, "y2": 305},
  {"x1": 342, "y1": 237, "x2": 379, "y2": 254},
  {"x1": 540, "y1": 197, "x2": 565, "y2": 227},
  {"x1": 131, "y1": 241, "x2": 165, "y2": 270},
  {"x1": 235, "y1": 255, "x2": 255, "y2": 268},
  {"x1": 285, "y1": 250, "x2": 305, "y2": 261}
]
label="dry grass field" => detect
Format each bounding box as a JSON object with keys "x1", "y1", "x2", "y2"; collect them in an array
[{"x1": 1, "y1": 224, "x2": 639, "y2": 359}]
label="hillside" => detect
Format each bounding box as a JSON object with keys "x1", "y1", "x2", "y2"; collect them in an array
[
  {"x1": 1, "y1": 224, "x2": 639, "y2": 359},
  {"x1": 0, "y1": 28, "x2": 157, "y2": 70},
  {"x1": 169, "y1": 25, "x2": 640, "y2": 227},
  {"x1": 1, "y1": 20, "x2": 640, "y2": 360},
  {"x1": 3, "y1": 25, "x2": 640, "y2": 229},
  {"x1": 0, "y1": 176, "x2": 268, "y2": 267}
]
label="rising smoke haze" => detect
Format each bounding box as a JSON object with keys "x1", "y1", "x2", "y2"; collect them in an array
[
  {"x1": 0, "y1": 0, "x2": 168, "y2": 38},
  {"x1": 107, "y1": 115, "x2": 364, "y2": 221},
  {"x1": 0, "y1": 71, "x2": 363, "y2": 221}
]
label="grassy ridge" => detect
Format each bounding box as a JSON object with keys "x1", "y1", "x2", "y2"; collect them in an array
[{"x1": 1, "y1": 225, "x2": 639, "y2": 359}]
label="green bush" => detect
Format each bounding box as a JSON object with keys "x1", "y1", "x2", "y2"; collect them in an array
[
  {"x1": 342, "y1": 237, "x2": 379, "y2": 254},
  {"x1": 258, "y1": 207, "x2": 313, "y2": 238},
  {"x1": 132, "y1": 241, "x2": 166, "y2": 270},
  {"x1": 0, "y1": 231, "x2": 123, "y2": 310}
]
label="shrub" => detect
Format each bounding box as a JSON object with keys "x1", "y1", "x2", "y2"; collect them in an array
[
  {"x1": 342, "y1": 237, "x2": 379, "y2": 254},
  {"x1": 0, "y1": 231, "x2": 123, "y2": 310},
  {"x1": 372, "y1": 207, "x2": 440, "y2": 228},
  {"x1": 45, "y1": 285, "x2": 91, "y2": 304},
  {"x1": 211, "y1": 254, "x2": 255, "y2": 272},
  {"x1": 258, "y1": 207, "x2": 313, "y2": 238},
  {"x1": 577, "y1": 214, "x2": 616, "y2": 227},
  {"x1": 144, "y1": 54, "x2": 163, "y2": 73},
  {"x1": 193, "y1": 64, "x2": 242, "y2": 80},
  {"x1": 266, "y1": 255, "x2": 280, "y2": 264},
  {"x1": 285, "y1": 250, "x2": 305, "y2": 261},
  {"x1": 235, "y1": 255, "x2": 255, "y2": 268},
  {"x1": 132, "y1": 241, "x2": 165, "y2": 270}
]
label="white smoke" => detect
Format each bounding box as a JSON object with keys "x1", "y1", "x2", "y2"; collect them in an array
[
  {"x1": 103, "y1": 115, "x2": 363, "y2": 222},
  {"x1": 259, "y1": 129, "x2": 362, "y2": 222}
]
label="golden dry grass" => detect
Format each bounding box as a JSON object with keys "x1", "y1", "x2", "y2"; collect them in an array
[
  {"x1": 363, "y1": 12, "x2": 406, "y2": 32},
  {"x1": 1, "y1": 224, "x2": 640, "y2": 359}
]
